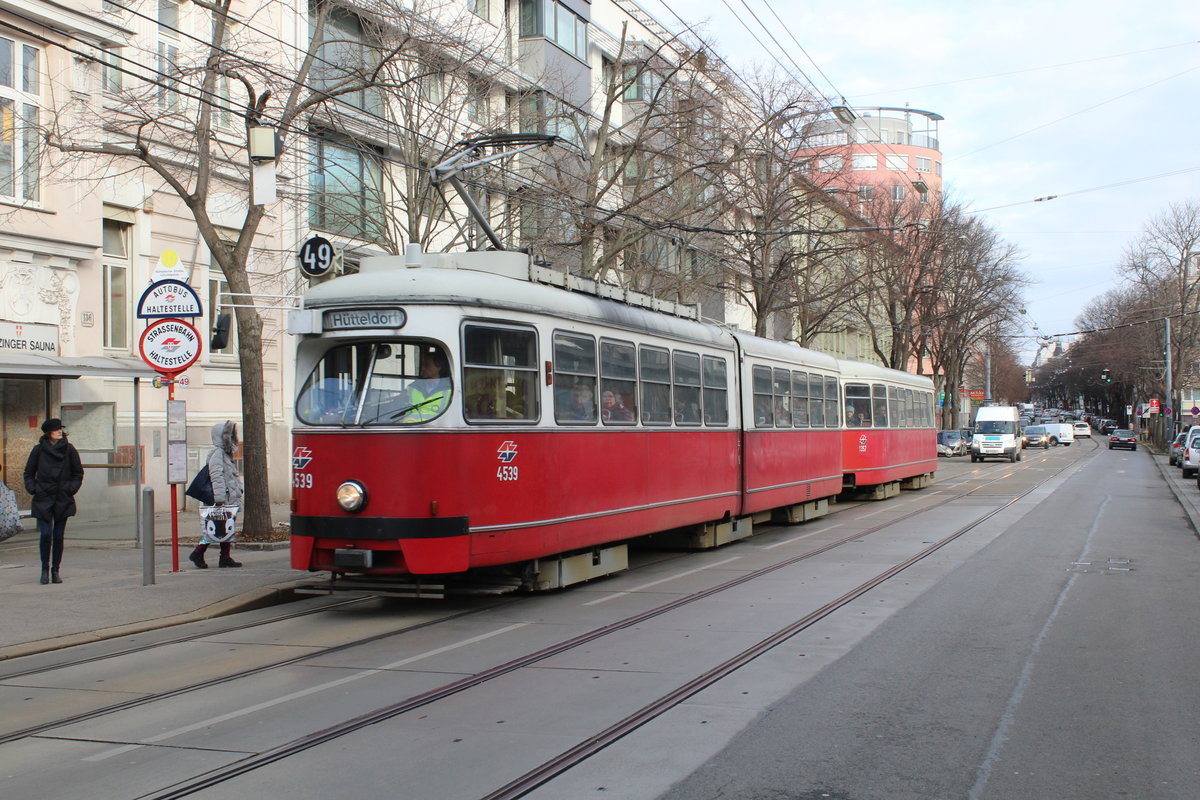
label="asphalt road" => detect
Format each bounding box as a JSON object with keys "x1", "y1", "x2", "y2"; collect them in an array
[{"x1": 658, "y1": 444, "x2": 1200, "y2": 799}]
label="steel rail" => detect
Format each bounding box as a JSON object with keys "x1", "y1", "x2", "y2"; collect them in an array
[{"x1": 133, "y1": 453, "x2": 1084, "y2": 800}]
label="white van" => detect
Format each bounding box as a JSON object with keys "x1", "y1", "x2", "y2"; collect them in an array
[
  {"x1": 1043, "y1": 422, "x2": 1075, "y2": 446},
  {"x1": 971, "y1": 405, "x2": 1023, "y2": 463}
]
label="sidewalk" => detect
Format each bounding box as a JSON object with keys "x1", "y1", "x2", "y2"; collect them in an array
[
  {"x1": 1153, "y1": 449, "x2": 1200, "y2": 536},
  {"x1": 0, "y1": 503, "x2": 307, "y2": 660}
]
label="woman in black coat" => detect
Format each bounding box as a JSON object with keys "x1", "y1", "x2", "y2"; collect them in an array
[{"x1": 23, "y1": 418, "x2": 83, "y2": 585}]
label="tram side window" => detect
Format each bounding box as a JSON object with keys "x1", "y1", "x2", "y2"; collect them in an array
[
  {"x1": 808, "y1": 373, "x2": 825, "y2": 428},
  {"x1": 773, "y1": 368, "x2": 792, "y2": 427},
  {"x1": 554, "y1": 332, "x2": 597, "y2": 424},
  {"x1": 702, "y1": 356, "x2": 728, "y2": 426},
  {"x1": 825, "y1": 376, "x2": 839, "y2": 427},
  {"x1": 791, "y1": 371, "x2": 809, "y2": 427},
  {"x1": 462, "y1": 324, "x2": 539, "y2": 422},
  {"x1": 845, "y1": 383, "x2": 871, "y2": 427},
  {"x1": 752, "y1": 365, "x2": 773, "y2": 427},
  {"x1": 888, "y1": 386, "x2": 901, "y2": 428},
  {"x1": 673, "y1": 351, "x2": 702, "y2": 425},
  {"x1": 640, "y1": 346, "x2": 672, "y2": 424},
  {"x1": 600, "y1": 339, "x2": 637, "y2": 424},
  {"x1": 872, "y1": 383, "x2": 889, "y2": 428},
  {"x1": 905, "y1": 389, "x2": 915, "y2": 428}
]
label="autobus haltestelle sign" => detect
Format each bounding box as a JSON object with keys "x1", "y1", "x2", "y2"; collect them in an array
[{"x1": 139, "y1": 317, "x2": 202, "y2": 376}]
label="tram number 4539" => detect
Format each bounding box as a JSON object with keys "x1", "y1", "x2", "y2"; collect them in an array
[{"x1": 497, "y1": 466, "x2": 519, "y2": 481}]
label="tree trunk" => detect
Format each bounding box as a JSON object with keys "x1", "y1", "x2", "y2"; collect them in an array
[{"x1": 234, "y1": 305, "x2": 271, "y2": 537}]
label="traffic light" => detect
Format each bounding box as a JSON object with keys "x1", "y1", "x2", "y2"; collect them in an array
[{"x1": 1100, "y1": 368, "x2": 1112, "y2": 383}]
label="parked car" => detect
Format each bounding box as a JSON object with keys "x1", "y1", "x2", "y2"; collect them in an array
[
  {"x1": 1099, "y1": 419, "x2": 1119, "y2": 435},
  {"x1": 1022, "y1": 425, "x2": 1051, "y2": 449},
  {"x1": 1169, "y1": 432, "x2": 1187, "y2": 466},
  {"x1": 1108, "y1": 429, "x2": 1138, "y2": 451},
  {"x1": 1072, "y1": 421, "x2": 1091, "y2": 439},
  {"x1": 937, "y1": 430, "x2": 968, "y2": 457}
]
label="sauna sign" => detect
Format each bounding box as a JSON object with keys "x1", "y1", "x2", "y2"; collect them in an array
[
  {"x1": 139, "y1": 318, "x2": 202, "y2": 376},
  {"x1": 0, "y1": 320, "x2": 59, "y2": 355}
]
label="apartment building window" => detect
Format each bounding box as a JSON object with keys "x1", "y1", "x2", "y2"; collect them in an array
[
  {"x1": 885, "y1": 155, "x2": 907, "y2": 171},
  {"x1": 892, "y1": 185, "x2": 905, "y2": 201},
  {"x1": 472, "y1": 0, "x2": 492, "y2": 22},
  {"x1": 0, "y1": 37, "x2": 41, "y2": 202},
  {"x1": 102, "y1": 49, "x2": 123, "y2": 94},
  {"x1": 915, "y1": 156, "x2": 931, "y2": 173},
  {"x1": 158, "y1": 0, "x2": 179, "y2": 30},
  {"x1": 310, "y1": 134, "x2": 384, "y2": 242},
  {"x1": 102, "y1": 220, "x2": 131, "y2": 350},
  {"x1": 857, "y1": 185, "x2": 873, "y2": 200},
  {"x1": 818, "y1": 155, "x2": 844, "y2": 173},
  {"x1": 519, "y1": 0, "x2": 587, "y2": 61},
  {"x1": 851, "y1": 153, "x2": 875, "y2": 170},
  {"x1": 312, "y1": 4, "x2": 383, "y2": 113},
  {"x1": 465, "y1": 77, "x2": 490, "y2": 123}
]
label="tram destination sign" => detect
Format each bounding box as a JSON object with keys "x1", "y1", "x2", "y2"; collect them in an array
[
  {"x1": 323, "y1": 308, "x2": 407, "y2": 330},
  {"x1": 139, "y1": 317, "x2": 202, "y2": 376},
  {"x1": 137, "y1": 279, "x2": 203, "y2": 319}
]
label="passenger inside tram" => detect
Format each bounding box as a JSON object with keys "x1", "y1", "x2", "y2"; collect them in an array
[{"x1": 846, "y1": 399, "x2": 872, "y2": 427}]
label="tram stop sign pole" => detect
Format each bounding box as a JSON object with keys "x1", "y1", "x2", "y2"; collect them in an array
[{"x1": 138, "y1": 317, "x2": 203, "y2": 572}]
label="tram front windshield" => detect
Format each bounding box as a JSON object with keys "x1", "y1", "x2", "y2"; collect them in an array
[{"x1": 297, "y1": 341, "x2": 453, "y2": 426}]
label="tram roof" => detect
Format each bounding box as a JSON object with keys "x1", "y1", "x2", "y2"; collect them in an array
[
  {"x1": 836, "y1": 358, "x2": 934, "y2": 388},
  {"x1": 302, "y1": 266, "x2": 735, "y2": 349}
]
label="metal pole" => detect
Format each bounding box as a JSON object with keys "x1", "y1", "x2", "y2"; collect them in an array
[
  {"x1": 134, "y1": 376, "x2": 142, "y2": 547},
  {"x1": 141, "y1": 486, "x2": 155, "y2": 585},
  {"x1": 1165, "y1": 316, "x2": 1173, "y2": 435}
]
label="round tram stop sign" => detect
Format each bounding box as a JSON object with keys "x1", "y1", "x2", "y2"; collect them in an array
[{"x1": 139, "y1": 317, "x2": 203, "y2": 377}]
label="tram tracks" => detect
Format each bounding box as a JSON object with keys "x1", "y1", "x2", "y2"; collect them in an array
[{"x1": 123, "y1": 454, "x2": 1086, "y2": 800}]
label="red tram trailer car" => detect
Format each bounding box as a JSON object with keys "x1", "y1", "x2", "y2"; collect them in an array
[{"x1": 288, "y1": 250, "x2": 936, "y2": 591}]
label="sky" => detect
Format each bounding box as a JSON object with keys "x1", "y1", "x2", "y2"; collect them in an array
[{"x1": 635, "y1": 0, "x2": 1200, "y2": 361}]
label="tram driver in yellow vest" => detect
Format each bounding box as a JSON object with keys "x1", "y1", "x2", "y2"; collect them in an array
[{"x1": 400, "y1": 350, "x2": 452, "y2": 422}]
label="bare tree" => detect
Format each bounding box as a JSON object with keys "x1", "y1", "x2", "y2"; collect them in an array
[
  {"x1": 1118, "y1": 200, "x2": 1200, "y2": 420},
  {"x1": 42, "y1": 0, "x2": 508, "y2": 533}
]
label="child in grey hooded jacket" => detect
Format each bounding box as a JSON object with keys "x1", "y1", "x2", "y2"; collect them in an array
[{"x1": 189, "y1": 420, "x2": 243, "y2": 568}]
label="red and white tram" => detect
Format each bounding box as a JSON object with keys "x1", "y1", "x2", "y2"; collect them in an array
[{"x1": 288, "y1": 250, "x2": 936, "y2": 591}]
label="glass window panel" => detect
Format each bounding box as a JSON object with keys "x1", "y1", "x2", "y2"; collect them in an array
[
  {"x1": 673, "y1": 352, "x2": 701, "y2": 425},
  {"x1": 463, "y1": 325, "x2": 539, "y2": 422},
  {"x1": 792, "y1": 371, "x2": 809, "y2": 427},
  {"x1": 553, "y1": 332, "x2": 596, "y2": 375},
  {"x1": 825, "y1": 376, "x2": 839, "y2": 427},
  {"x1": 0, "y1": 99, "x2": 13, "y2": 197},
  {"x1": 773, "y1": 368, "x2": 792, "y2": 427},
  {"x1": 809, "y1": 374, "x2": 825, "y2": 428},
  {"x1": 701, "y1": 356, "x2": 728, "y2": 426},
  {"x1": 639, "y1": 346, "x2": 671, "y2": 424},
  {"x1": 0, "y1": 38, "x2": 11, "y2": 88},
  {"x1": 872, "y1": 384, "x2": 889, "y2": 428},
  {"x1": 20, "y1": 103, "x2": 37, "y2": 201},
  {"x1": 21, "y1": 45, "x2": 37, "y2": 94},
  {"x1": 103, "y1": 264, "x2": 128, "y2": 349}
]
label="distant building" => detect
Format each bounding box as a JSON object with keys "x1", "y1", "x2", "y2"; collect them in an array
[{"x1": 798, "y1": 106, "x2": 944, "y2": 217}]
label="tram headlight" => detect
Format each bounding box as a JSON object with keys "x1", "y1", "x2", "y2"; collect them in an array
[{"x1": 335, "y1": 480, "x2": 367, "y2": 513}]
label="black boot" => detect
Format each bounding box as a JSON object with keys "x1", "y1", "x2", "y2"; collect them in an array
[
  {"x1": 51, "y1": 567, "x2": 62, "y2": 584},
  {"x1": 218, "y1": 543, "x2": 241, "y2": 568},
  {"x1": 40, "y1": 567, "x2": 49, "y2": 585},
  {"x1": 189, "y1": 549, "x2": 208, "y2": 569}
]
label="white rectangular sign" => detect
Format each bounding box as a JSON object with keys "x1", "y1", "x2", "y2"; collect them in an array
[{"x1": 0, "y1": 320, "x2": 59, "y2": 355}]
